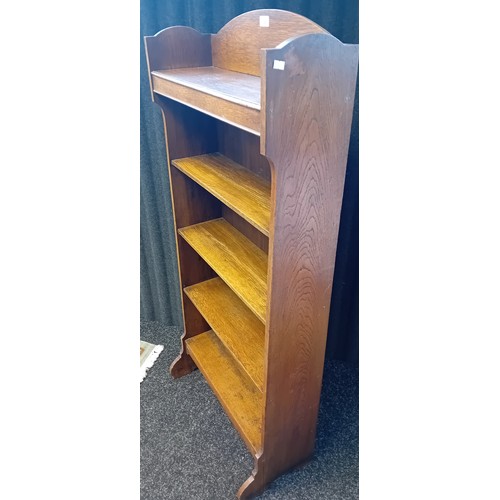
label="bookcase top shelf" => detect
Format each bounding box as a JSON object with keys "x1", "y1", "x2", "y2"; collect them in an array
[
  {"x1": 152, "y1": 67, "x2": 260, "y2": 110},
  {"x1": 151, "y1": 66, "x2": 261, "y2": 134},
  {"x1": 144, "y1": 9, "x2": 332, "y2": 135}
]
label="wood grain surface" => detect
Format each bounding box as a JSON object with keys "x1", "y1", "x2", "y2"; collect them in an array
[
  {"x1": 172, "y1": 153, "x2": 271, "y2": 236},
  {"x1": 151, "y1": 69, "x2": 261, "y2": 135},
  {"x1": 144, "y1": 12, "x2": 359, "y2": 499},
  {"x1": 186, "y1": 330, "x2": 263, "y2": 454},
  {"x1": 222, "y1": 206, "x2": 269, "y2": 254},
  {"x1": 212, "y1": 9, "x2": 326, "y2": 76},
  {"x1": 217, "y1": 122, "x2": 271, "y2": 183},
  {"x1": 178, "y1": 218, "x2": 268, "y2": 323},
  {"x1": 184, "y1": 277, "x2": 265, "y2": 392},
  {"x1": 154, "y1": 96, "x2": 220, "y2": 378},
  {"x1": 239, "y1": 33, "x2": 359, "y2": 497},
  {"x1": 153, "y1": 67, "x2": 260, "y2": 108},
  {"x1": 144, "y1": 26, "x2": 212, "y2": 100}
]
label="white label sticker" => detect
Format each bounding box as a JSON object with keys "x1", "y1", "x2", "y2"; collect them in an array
[
  {"x1": 259, "y1": 15, "x2": 270, "y2": 27},
  {"x1": 273, "y1": 59, "x2": 286, "y2": 70}
]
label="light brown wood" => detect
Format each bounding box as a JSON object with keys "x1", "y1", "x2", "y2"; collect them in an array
[
  {"x1": 172, "y1": 153, "x2": 271, "y2": 236},
  {"x1": 184, "y1": 277, "x2": 265, "y2": 392},
  {"x1": 178, "y1": 218, "x2": 268, "y2": 323},
  {"x1": 216, "y1": 124, "x2": 272, "y2": 253},
  {"x1": 217, "y1": 122, "x2": 271, "y2": 183},
  {"x1": 212, "y1": 9, "x2": 326, "y2": 76},
  {"x1": 222, "y1": 206, "x2": 269, "y2": 254},
  {"x1": 151, "y1": 68, "x2": 261, "y2": 135},
  {"x1": 186, "y1": 330, "x2": 263, "y2": 454}
]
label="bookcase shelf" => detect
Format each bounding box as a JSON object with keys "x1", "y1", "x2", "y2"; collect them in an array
[
  {"x1": 185, "y1": 330, "x2": 263, "y2": 454},
  {"x1": 178, "y1": 218, "x2": 268, "y2": 324},
  {"x1": 172, "y1": 153, "x2": 271, "y2": 236},
  {"x1": 152, "y1": 67, "x2": 260, "y2": 109},
  {"x1": 184, "y1": 277, "x2": 265, "y2": 392},
  {"x1": 151, "y1": 67, "x2": 261, "y2": 135},
  {"x1": 145, "y1": 8, "x2": 358, "y2": 499}
]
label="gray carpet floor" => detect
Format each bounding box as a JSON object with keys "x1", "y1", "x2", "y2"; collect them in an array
[{"x1": 141, "y1": 320, "x2": 358, "y2": 500}]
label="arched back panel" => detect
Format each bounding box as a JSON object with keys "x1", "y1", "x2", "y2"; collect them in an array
[{"x1": 212, "y1": 9, "x2": 327, "y2": 76}]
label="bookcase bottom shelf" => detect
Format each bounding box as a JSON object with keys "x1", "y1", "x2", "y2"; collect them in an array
[
  {"x1": 184, "y1": 277, "x2": 265, "y2": 392},
  {"x1": 185, "y1": 330, "x2": 263, "y2": 454}
]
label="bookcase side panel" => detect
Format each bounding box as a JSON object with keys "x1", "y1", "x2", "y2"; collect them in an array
[
  {"x1": 247, "y1": 33, "x2": 359, "y2": 491},
  {"x1": 156, "y1": 98, "x2": 220, "y2": 377},
  {"x1": 144, "y1": 26, "x2": 212, "y2": 100}
]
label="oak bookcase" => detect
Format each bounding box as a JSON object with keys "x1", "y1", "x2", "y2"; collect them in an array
[{"x1": 144, "y1": 9, "x2": 358, "y2": 499}]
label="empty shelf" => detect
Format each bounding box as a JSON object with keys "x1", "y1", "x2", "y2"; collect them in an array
[
  {"x1": 151, "y1": 67, "x2": 261, "y2": 135},
  {"x1": 186, "y1": 330, "x2": 263, "y2": 454},
  {"x1": 178, "y1": 218, "x2": 268, "y2": 323},
  {"x1": 172, "y1": 153, "x2": 271, "y2": 236},
  {"x1": 185, "y1": 277, "x2": 265, "y2": 392}
]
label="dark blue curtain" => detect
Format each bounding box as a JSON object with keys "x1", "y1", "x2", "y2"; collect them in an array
[{"x1": 140, "y1": 0, "x2": 359, "y2": 363}]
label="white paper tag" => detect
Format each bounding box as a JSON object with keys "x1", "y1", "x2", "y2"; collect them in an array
[
  {"x1": 273, "y1": 59, "x2": 285, "y2": 70},
  {"x1": 259, "y1": 15, "x2": 270, "y2": 27}
]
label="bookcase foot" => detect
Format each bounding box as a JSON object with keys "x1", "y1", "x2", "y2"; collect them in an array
[
  {"x1": 169, "y1": 351, "x2": 196, "y2": 378},
  {"x1": 237, "y1": 477, "x2": 260, "y2": 499},
  {"x1": 237, "y1": 472, "x2": 264, "y2": 499},
  {"x1": 237, "y1": 457, "x2": 268, "y2": 499}
]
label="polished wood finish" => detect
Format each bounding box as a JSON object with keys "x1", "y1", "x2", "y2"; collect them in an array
[
  {"x1": 178, "y1": 218, "x2": 268, "y2": 324},
  {"x1": 186, "y1": 330, "x2": 263, "y2": 454},
  {"x1": 151, "y1": 100, "x2": 220, "y2": 378},
  {"x1": 160, "y1": 105, "x2": 219, "y2": 377},
  {"x1": 145, "y1": 9, "x2": 358, "y2": 499},
  {"x1": 172, "y1": 153, "x2": 271, "y2": 236},
  {"x1": 184, "y1": 277, "x2": 265, "y2": 392},
  {"x1": 212, "y1": 9, "x2": 326, "y2": 76},
  {"x1": 144, "y1": 29, "x2": 222, "y2": 379},
  {"x1": 222, "y1": 206, "x2": 269, "y2": 254},
  {"x1": 153, "y1": 67, "x2": 260, "y2": 108},
  {"x1": 238, "y1": 33, "x2": 359, "y2": 497},
  {"x1": 144, "y1": 26, "x2": 212, "y2": 100},
  {"x1": 151, "y1": 68, "x2": 261, "y2": 135},
  {"x1": 217, "y1": 122, "x2": 271, "y2": 183}
]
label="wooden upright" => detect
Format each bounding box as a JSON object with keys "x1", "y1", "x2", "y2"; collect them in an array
[{"x1": 144, "y1": 9, "x2": 358, "y2": 498}]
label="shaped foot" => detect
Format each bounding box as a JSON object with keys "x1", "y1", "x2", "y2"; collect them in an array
[
  {"x1": 169, "y1": 351, "x2": 196, "y2": 378},
  {"x1": 237, "y1": 456, "x2": 267, "y2": 499}
]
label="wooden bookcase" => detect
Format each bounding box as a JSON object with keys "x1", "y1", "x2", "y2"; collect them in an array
[{"x1": 144, "y1": 9, "x2": 358, "y2": 499}]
